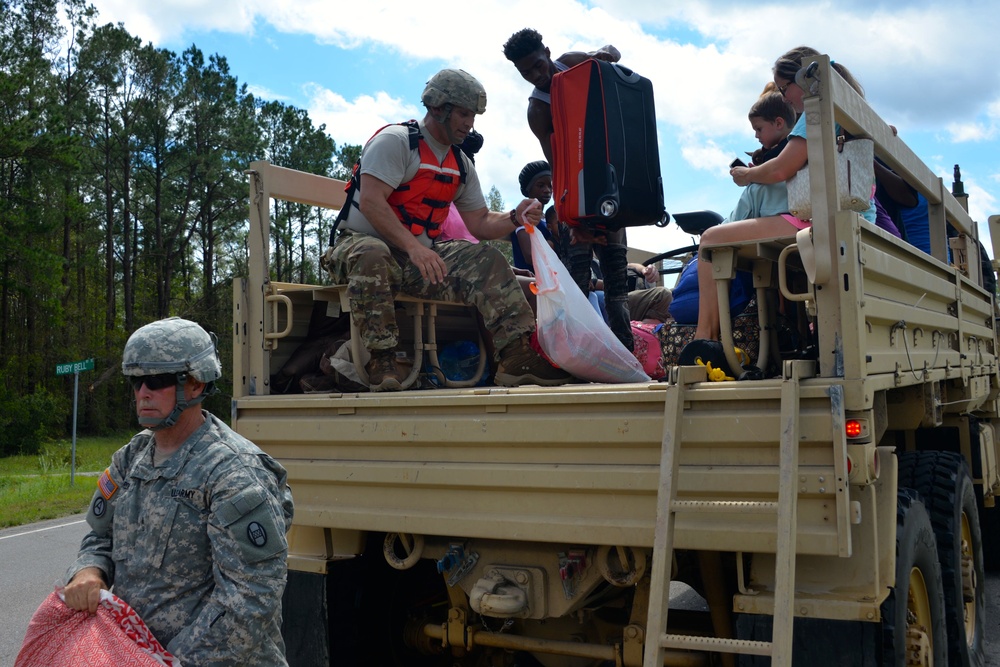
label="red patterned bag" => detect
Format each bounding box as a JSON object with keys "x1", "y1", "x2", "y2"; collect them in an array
[
  {"x1": 15, "y1": 589, "x2": 179, "y2": 667},
  {"x1": 631, "y1": 321, "x2": 666, "y2": 380}
]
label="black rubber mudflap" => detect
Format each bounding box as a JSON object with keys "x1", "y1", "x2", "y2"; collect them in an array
[
  {"x1": 281, "y1": 570, "x2": 331, "y2": 667},
  {"x1": 735, "y1": 614, "x2": 878, "y2": 666}
]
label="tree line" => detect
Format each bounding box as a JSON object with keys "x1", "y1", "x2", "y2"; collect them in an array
[{"x1": 0, "y1": 0, "x2": 359, "y2": 450}]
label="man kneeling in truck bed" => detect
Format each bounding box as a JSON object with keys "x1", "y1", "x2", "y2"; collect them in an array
[{"x1": 322, "y1": 68, "x2": 572, "y2": 391}]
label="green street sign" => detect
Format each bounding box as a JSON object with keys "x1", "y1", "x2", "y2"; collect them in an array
[
  {"x1": 56, "y1": 358, "x2": 94, "y2": 376},
  {"x1": 56, "y1": 357, "x2": 94, "y2": 486}
]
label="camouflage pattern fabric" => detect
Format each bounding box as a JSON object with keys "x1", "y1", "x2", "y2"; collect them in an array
[
  {"x1": 324, "y1": 230, "x2": 535, "y2": 358},
  {"x1": 67, "y1": 413, "x2": 294, "y2": 667},
  {"x1": 121, "y1": 317, "x2": 221, "y2": 382}
]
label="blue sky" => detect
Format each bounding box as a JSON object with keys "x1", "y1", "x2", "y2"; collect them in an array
[{"x1": 83, "y1": 0, "x2": 1000, "y2": 255}]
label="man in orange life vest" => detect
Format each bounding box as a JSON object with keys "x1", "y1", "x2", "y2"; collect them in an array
[{"x1": 323, "y1": 68, "x2": 571, "y2": 391}]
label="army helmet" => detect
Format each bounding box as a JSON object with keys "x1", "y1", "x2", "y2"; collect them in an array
[
  {"x1": 122, "y1": 317, "x2": 222, "y2": 383},
  {"x1": 421, "y1": 69, "x2": 487, "y2": 114}
]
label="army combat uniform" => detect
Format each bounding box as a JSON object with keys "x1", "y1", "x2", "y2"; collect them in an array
[
  {"x1": 67, "y1": 413, "x2": 294, "y2": 666},
  {"x1": 324, "y1": 119, "x2": 535, "y2": 358},
  {"x1": 327, "y1": 229, "x2": 534, "y2": 356}
]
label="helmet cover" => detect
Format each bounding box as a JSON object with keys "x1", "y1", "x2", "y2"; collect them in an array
[
  {"x1": 122, "y1": 317, "x2": 222, "y2": 383},
  {"x1": 421, "y1": 69, "x2": 487, "y2": 114}
]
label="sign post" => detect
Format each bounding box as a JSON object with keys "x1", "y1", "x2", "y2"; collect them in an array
[{"x1": 56, "y1": 358, "x2": 94, "y2": 486}]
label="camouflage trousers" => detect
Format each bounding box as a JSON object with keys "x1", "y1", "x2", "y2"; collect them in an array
[{"x1": 323, "y1": 231, "x2": 534, "y2": 358}]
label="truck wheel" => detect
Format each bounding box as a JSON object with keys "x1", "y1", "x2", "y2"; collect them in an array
[
  {"x1": 880, "y1": 488, "x2": 947, "y2": 667},
  {"x1": 897, "y1": 451, "x2": 986, "y2": 666}
]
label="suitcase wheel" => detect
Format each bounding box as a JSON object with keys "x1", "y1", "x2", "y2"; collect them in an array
[{"x1": 598, "y1": 197, "x2": 618, "y2": 218}]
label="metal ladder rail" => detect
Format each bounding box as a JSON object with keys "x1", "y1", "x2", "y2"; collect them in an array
[{"x1": 643, "y1": 361, "x2": 806, "y2": 666}]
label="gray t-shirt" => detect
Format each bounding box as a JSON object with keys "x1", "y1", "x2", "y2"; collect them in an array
[{"x1": 342, "y1": 118, "x2": 486, "y2": 248}]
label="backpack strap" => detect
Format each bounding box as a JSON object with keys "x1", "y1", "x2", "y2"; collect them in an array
[
  {"x1": 329, "y1": 120, "x2": 422, "y2": 246},
  {"x1": 450, "y1": 145, "x2": 467, "y2": 185},
  {"x1": 328, "y1": 120, "x2": 467, "y2": 245}
]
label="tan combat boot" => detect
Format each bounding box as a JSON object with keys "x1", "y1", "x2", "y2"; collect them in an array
[
  {"x1": 366, "y1": 349, "x2": 404, "y2": 392},
  {"x1": 495, "y1": 335, "x2": 573, "y2": 387}
]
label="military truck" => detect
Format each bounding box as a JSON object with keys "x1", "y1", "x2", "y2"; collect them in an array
[{"x1": 233, "y1": 55, "x2": 999, "y2": 666}]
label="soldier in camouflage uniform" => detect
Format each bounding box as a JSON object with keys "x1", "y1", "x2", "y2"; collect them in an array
[
  {"x1": 63, "y1": 317, "x2": 294, "y2": 666},
  {"x1": 323, "y1": 68, "x2": 572, "y2": 391}
]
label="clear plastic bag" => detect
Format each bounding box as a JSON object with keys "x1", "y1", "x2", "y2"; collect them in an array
[{"x1": 527, "y1": 224, "x2": 649, "y2": 383}]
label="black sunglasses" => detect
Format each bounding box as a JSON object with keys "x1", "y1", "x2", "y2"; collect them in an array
[{"x1": 128, "y1": 373, "x2": 178, "y2": 392}]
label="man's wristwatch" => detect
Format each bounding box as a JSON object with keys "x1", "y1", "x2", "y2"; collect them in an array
[{"x1": 509, "y1": 209, "x2": 519, "y2": 227}]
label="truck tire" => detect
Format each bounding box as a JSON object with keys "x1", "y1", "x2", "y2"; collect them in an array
[
  {"x1": 282, "y1": 570, "x2": 331, "y2": 667},
  {"x1": 880, "y1": 488, "x2": 947, "y2": 666},
  {"x1": 897, "y1": 451, "x2": 986, "y2": 666}
]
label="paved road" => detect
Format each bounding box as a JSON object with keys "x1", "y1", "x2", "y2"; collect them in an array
[
  {"x1": 2, "y1": 515, "x2": 999, "y2": 665},
  {"x1": 0, "y1": 514, "x2": 90, "y2": 666}
]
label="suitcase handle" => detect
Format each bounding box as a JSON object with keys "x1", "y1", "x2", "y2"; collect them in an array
[{"x1": 609, "y1": 63, "x2": 641, "y2": 84}]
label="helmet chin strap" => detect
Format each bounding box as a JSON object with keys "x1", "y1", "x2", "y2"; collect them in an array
[
  {"x1": 138, "y1": 373, "x2": 210, "y2": 431},
  {"x1": 431, "y1": 105, "x2": 464, "y2": 145}
]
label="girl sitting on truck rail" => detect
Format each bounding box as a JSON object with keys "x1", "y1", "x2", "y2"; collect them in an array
[{"x1": 686, "y1": 46, "x2": 875, "y2": 351}]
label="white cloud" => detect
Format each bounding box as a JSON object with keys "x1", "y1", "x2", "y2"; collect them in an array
[
  {"x1": 966, "y1": 181, "x2": 998, "y2": 241},
  {"x1": 946, "y1": 122, "x2": 997, "y2": 143},
  {"x1": 87, "y1": 0, "x2": 1000, "y2": 137},
  {"x1": 305, "y1": 86, "x2": 421, "y2": 147},
  {"x1": 246, "y1": 83, "x2": 286, "y2": 102},
  {"x1": 89, "y1": 0, "x2": 257, "y2": 44},
  {"x1": 680, "y1": 139, "x2": 737, "y2": 177},
  {"x1": 83, "y1": 0, "x2": 1000, "y2": 250}
]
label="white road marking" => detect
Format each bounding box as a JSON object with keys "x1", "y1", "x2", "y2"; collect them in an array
[{"x1": 0, "y1": 519, "x2": 86, "y2": 541}]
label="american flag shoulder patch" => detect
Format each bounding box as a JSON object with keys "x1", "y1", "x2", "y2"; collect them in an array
[{"x1": 98, "y1": 468, "x2": 118, "y2": 500}]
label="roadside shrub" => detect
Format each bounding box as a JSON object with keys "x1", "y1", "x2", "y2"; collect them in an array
[
  {"x1": 0, "y1": 386, "x2": 67, "y2": 457},
  {"x1": 37, "y1": 442, "x2": 79, "y2": 472}
]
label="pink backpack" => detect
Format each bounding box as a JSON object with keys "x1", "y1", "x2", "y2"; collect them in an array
[{"x1": 631, "y1": 321, "x2": 665, "y2": 380}]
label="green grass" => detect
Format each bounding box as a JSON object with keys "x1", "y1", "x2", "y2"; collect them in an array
[{"x1": 0, "y1": 435, "x2": 126, "y2": 529}]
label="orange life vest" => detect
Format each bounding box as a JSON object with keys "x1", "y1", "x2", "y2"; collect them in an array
[
  {"x1": 386, "y1": 134, "x2": 464, "y2": 238},
  {"x1": 331, "y1": 120, "x2": 467, "y2": 243}
]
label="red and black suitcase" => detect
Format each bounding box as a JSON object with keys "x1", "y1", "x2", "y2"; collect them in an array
[{"x1": 550, "y1": 59, "x2": 666, "y2": 230}]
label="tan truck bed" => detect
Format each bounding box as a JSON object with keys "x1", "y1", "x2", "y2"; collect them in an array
[{"x1": 235, "y1": 55, "x2": 1000, "y2": 666}]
